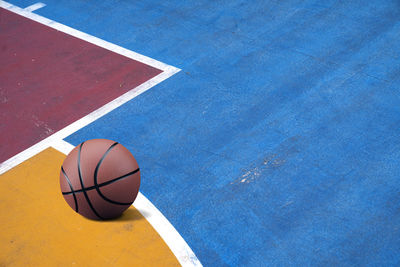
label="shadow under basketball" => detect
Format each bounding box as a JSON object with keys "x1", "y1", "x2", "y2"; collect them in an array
[
  {"x1": 82, "y1": 207, "x2": 145, "y2": 222},
  {"x1": 115, "y1": 208, "x2": 144, "y2": 222}
]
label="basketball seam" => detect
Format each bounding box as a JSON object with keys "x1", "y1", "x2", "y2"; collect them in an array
[
  {"x1": 93, "y1": 142, "x2": 135, "y2": 206},
  {"x1": 61, "y1": 168, "x2": 139, "y2": 195},
  {"x1": 61, "y1": 166, "x2": 78, "y2": 212},
  {"x1": 77, "y1": 142, "x2": 104, "y2": 220}
]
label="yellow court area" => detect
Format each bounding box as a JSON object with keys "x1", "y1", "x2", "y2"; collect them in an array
[{"x1": 0, "y1": 148, "x2": 180, "y2": 266}]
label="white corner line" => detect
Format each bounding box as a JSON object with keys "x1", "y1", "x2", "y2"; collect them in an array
[
  {"x1": 24, "y1": 2, "x2": 46, "y2": 12},
  {"x1": 0, "y1": 69, "x2": 179, "y2": 176},
  {"x1": 0, "y1": 0, "x2": 180, "y2": 73},
  {"x1": 51, "y1": 139, "x2": 202, "y2": 267},
  {"x1": 50, "y1": 139, "x2": 75, "y2": 155},
  {"x1": 0, "y1": 1, "x2": 180, "y2": 177},
  {"x1": 0, "y1": 0, "x2": 181, "y2": 176},
  {"x1": 0, "y1": 2, "x2": 200, "y2": 265}
]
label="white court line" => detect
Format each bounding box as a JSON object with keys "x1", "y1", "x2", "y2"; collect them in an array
[
  {"x1": 52, "y1": 140, "x2": 202, "y2": 267},
  {"x1": 0, "y1": 0, "x2": 180, "y2": 177},
  {"x1": 0, "y1": 70, "x2": 178, "y2": 175},
  {"x1": 0, "y1": 0, "x2": 177, "y2": 72},
  {"x1": 134, "y1": 193, "x2": 202, "y2": 267},
  {"x1": 0, "y1": 0, "x2": 180, "y2": 174},
  {"x1": 0, "y1": 1, "x2": 201, "y2": 266},
  {"x1": 50, "y1": 138, "x2": 76, "y2": 155},
  {"x1": 24, "y1": 2, "x2": 46, "y2": 12}
]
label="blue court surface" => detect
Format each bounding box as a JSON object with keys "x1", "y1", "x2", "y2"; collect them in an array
[{"x1": 4, "y1": 0, "x2": 400, "y2": 265}]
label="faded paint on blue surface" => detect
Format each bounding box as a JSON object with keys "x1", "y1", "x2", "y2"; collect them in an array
[{"x1": 8, "y1": 0, "x2": 400, "y2": 265}]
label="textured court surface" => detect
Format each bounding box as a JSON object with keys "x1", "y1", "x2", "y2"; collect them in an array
[
  {"x1": 0, "y1": 8, "x2": 161, "y2": 162},
  {"x1": 2, "y1": 0, "x2": 400, "y2": 266},
  {"x1": 0, "y1": 148, "x2": 179, "y2": 266}
]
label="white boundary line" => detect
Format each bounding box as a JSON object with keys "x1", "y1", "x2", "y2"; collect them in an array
[
  {"x1": 50, "y1": 138, "x2": 76, "y2": 155},
  {"x1": 24, "y1": 2, "x2": 46, "y2": 12},
  {"x1": 0, "y1": 0, "x2": 176, "y2": 72},
  {"x1": 0, "y1": 0, "x2": 181, "y2": 175},
  {"x1": 134, "y1": 193, "x2": 202, "y2": 267},
  {"x1": 0, "y1": 2, "x2": 201, "y2": 266},
  {"x1": 0, "y1": 70, "x2": 178, "y2": 175},
  {"x1": 52, "y1": 140, "x2": 202, "y2": 267}
]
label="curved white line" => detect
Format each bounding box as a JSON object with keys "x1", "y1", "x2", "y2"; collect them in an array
[
  {"x1": 134, "y1": 193, "x2": 202, "y2": 267},
  {"x1": 52, "y1": 140, "x2": 202, "y2": 266},
  {"x1": 0, "y1": 2, "x2": 200, "y2": 265}
]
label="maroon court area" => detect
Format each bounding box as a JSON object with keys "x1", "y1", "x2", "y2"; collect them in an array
[{"x1": 0, "y1": 8, "x2": 162, "y2": 163}]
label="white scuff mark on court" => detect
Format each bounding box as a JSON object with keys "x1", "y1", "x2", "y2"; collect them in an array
[
  {"x1": 24, "y1": 2, "x2": 46, "y2": 12},
  {"x1": 281, "y1": 201, "x2": 294, "y2": 208},
  {"x1": 0, "y1": 90, "x2": 8, "y2": 103},
  {"x1": 239, "y1": 170, "x2": 251, "y2": 183},
  {"x1": 238, "y1": 167, "x2": 261, "y2": 184},
  {"x1": 232, "y1": 154, "x2": 286, "y2": 185},
  {"x1": 32, "y1": 114, "x2": 55, "y2": 136}
]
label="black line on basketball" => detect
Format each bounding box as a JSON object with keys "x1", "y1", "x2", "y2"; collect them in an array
[
  {"x1": 98, "y1": 168, "x2": 139, "y2": 187},
  {"x1": 62, "y1": 168, "x2": 139, "y2": 195},
  {"x1": 61, "y1": 166, "x2": 78, "y2": 212},
  {"x1": 93, "y1": 142, "x2": 133, "y2": 205},
  {"x1": 77, "y1": 142, "x2": 104, "y2": 220}
]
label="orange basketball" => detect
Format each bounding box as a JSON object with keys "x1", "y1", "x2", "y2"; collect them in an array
[{"x1": 59, "y1": 139, "x2": 140, "y2": 220}]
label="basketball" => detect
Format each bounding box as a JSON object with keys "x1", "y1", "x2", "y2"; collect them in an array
[{"x1": 59, "y1": 139, "x2": 140, "y2": 220}]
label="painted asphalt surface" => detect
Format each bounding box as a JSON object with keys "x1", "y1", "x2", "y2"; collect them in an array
[
  {"x1": 0, "y1": 148, "x2": 180, "y2": 266},
  {"x1": 6, "y1": 0, "x2": 400, "y2": 265},
  {"x1": 0, "y1": 8, "x2": 161, "y2": 162}
]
